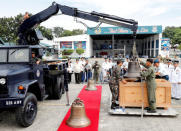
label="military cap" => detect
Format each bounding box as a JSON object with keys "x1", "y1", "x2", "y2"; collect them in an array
[
  {"x1": 154, "y1": 59, "x2": 159, "y2": 63},
  {"x1": 167, "y1": 59, "x2": 172, "y2": 62},
  {"x1": 173, "y1": 60, "x2": 179, "y2": 64}
]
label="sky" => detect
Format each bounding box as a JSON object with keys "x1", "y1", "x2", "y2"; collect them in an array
[{"x1": 0, "y1": 0, "x2": 181, "y2": 30}]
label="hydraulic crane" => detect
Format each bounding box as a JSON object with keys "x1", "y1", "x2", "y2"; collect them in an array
[{"x1": 18, "y1": 2, "x2": 138, "y2": 46}]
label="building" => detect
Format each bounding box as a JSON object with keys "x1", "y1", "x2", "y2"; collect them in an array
[{"x1": 54, "y1": 25, "x2": 169, "y2": 58}]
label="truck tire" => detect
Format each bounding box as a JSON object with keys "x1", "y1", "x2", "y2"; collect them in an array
[
  {"x1": 15, "y1": 93, "x2": 37, "y2": 127},
  {"x1": 53, "y1": 76, "x2": 63, "y2": 99}
]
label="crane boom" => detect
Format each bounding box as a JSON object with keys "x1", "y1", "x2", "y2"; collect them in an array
[{"x1": 18, "y1": 2, "x2": 138, "y2": 45}]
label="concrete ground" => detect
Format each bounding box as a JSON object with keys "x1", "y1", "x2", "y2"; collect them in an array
[
  {"x1": 1, "y1": 58, "x2": 181, "y2": 131},
  {"x1": 0, "y1": 83, "x2": 181, "y2": 131}
]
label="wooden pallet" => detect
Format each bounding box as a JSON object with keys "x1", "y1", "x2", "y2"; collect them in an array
[{"x1": 109, "y1": 107, "x2": 178, "y2": 117}]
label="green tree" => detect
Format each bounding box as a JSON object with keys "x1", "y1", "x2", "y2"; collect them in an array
[
  {"x1": 59, "y1": 29, "x2": 84, "y2": 37},
  {"x1": 0, "y1": 13, "x2": 53, "y2": 42},
  {"x1": 53, "y1": 27, "x2": 63, "y2": 38},
  {"x1": 72, "y1": 29, "x2": 84, "y2": 35},
  {"x1": 38, "y1": 26, "x2": 53, "y2": 40},
  {"x1": 60, "y1": 29, "x2": 73, "y2": 37},
  {"x1": 163, "y1": 26, "x2": 181, "y2": 45}
]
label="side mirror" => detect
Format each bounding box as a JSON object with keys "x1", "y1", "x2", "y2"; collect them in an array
[{"x1": 39, "y1": 49, "x2": 44, "y2": 57}]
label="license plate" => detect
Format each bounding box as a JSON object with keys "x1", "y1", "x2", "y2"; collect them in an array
[{"x1": 5, "y1": 99, "x2": 23, "y2": 106}]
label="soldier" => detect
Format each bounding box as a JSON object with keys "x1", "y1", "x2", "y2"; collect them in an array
[
  {"x1": 140, "y1": 59, "x2": 157, "y2": 113},
  {"x1": 31, "y1": 51, "x2": 41, "y2": 65},
  {"x1": 109, "y1": 60, "x2": 127, "y2": 109},
  {"x1": 92, "y1": 61, "x2": 101, "y2": 83},
  {"x1": 165, "y1": 59, "x2": 174, "y2": 81},
  {"x1": 169, "y1": 60, "x2": 181, "y2": 100}
]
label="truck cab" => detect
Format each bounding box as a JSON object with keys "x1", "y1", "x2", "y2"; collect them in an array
[{"x1": 0, "y1": 45, "x2": 66, "y2": 127}]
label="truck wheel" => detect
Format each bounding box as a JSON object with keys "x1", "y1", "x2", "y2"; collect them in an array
[
  {"x1": 15, "y1": 93, "x2": 37, "y2": 127},
  {"x1": 53, "y1": 76, "x2": 63, "y2": 99}
]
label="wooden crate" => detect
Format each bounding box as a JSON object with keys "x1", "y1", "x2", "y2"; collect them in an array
[{"x1": 119, "y1": 79, "x2": 171, "y2": 109}]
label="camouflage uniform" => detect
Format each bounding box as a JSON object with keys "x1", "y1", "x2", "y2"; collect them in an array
[
  {"x1": 109, "y1": 65, "x2": 122, "y2": 106},
  {"x1": 141, "y1": 62, "x2": 157, "y2": 110},
  {"x1": 92, "y1": 63, "x2": 101, "y2": 82}
]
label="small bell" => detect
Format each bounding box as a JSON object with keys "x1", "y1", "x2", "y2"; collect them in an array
[
  {"x1": 85, "y1": 79, "x2": 97, "y2": 91},
  {"x1": 66, "y1": 98, "x2": 90, "y2": 128}
]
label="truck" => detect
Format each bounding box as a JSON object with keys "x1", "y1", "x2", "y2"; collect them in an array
[{"x1": 0, "y1": 2, "x2": 138, "y2": 127}]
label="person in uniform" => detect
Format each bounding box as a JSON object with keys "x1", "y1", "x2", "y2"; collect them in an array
[
  {"x1": 31, "y1": 51, "x2": 41, "y2": 65},
  {"x1": 92, "y1": 61, "x2": 101, "y2": 83},
  {"x1": 109, "y1": 60, "x2": 127, "y2": 109},
  {"x1": 165, "y1": 59, "x2": 174, "y2": 81},
  {"x1": 140, "y1": 59, "x2": 157, "y2": 113},
  {"x1": 169, "y1": 60, "x2": 181, "y2": 100},
  {"x1": 154, "y1": 59, "x2": 169, "y2": 80}
]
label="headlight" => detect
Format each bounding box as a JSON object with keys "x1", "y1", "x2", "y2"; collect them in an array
[{"x1": 0, "y1": 78, "x2": 6, "y2": 85}]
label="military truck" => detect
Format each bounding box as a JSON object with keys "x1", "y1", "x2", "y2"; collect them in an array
[{"x1": 0, "y1": 45, "x2": 67, "y2": 127}]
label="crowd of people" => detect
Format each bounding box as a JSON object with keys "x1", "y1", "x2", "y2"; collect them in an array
[
  {"x1": 151, "y1": 57, "x2": 181, "y2": 100},
  {"x1": 67, "y1": 57, "x2": 129, "y2": 84}
]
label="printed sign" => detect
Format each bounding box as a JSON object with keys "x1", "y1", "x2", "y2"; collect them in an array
[
  {"x1": 161, "y1": 38, "x2": 170, "y2": 51},
  {"x1": 60, "y1": 41, "x2": 72, "y2": 49},
  {"x1": 87, "y1": 26, "x2": 162, "y2": 35},
  {"x1": 74, "y1": 41, "x2": 86, "y2": 49}
]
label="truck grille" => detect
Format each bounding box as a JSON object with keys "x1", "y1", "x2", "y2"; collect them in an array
[{"x1": 0, "y1": 84, "x2": 8, "y2": 98}]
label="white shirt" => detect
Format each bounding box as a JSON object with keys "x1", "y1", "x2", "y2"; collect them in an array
[
  {"x1": 73, "y1": 62, "x2": 82, "y2": 73},
  {"x1": 122, "y1": 61, "x2": 128, "y2": 69},
  {"x1": 85, "y1": 63, "x2": 92, "y2": 70},
  {"x1": 108, "y1": 61, "x2": 113, "y2": 69},
  {"x1": 155, "y1": 64, "x2": 168, "y2": 77},
  {"x1": 170, "y1": 67, "x2": 181, "y2": 83},
  {"x1": 79, "y1": 60, "x2": 86, "y2": 71},
  {"x1": 102, "y1": 62, "x2": 109, "y2": 71},
  {"x1": 164, "y1": 64, "x2": 174, "y2": 76}
]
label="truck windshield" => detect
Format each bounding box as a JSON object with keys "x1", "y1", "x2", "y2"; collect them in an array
[
  {"x1": 8, "y1": 49, "x2": 29, "y2": 62},
  {"x1": 0, "y1": 49, "x2": 7, "y2": 62}
]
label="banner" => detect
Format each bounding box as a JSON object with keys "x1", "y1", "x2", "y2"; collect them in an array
[
  {"x1": 60, "y1": 41, "x2": 72, "y2": 49},
  {"x1": 161, "y1": 38, "x2": 170, "y2": 51},
  {"x1": 74, "y1": 41, "x2": 86, "y2": 49}
]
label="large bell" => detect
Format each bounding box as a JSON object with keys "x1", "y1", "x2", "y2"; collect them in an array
[
  {"x1": 85, "y1": 79, "x2": 97, "y2": 91},
  {"x1": 124, "y1": 61, "x2": 141, "y2": 79},
  {"x1": 66, "y1": 98, "x2": 90, "y2": 128}
]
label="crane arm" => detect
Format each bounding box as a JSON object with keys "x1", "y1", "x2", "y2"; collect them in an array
[{"x1": 18, "y1": 2, "x2": 138, "y2": 45}]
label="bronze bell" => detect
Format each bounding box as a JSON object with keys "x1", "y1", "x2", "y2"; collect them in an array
[
  {"x1": 85, "y1": 79, "x2": 97, "y2": 91},
  {"x1": 66, "y1": 98, "x2": 90, "y2": 128},
  {"x1": 124, "y1": 61, "x2": 141, "y2": 80}
]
